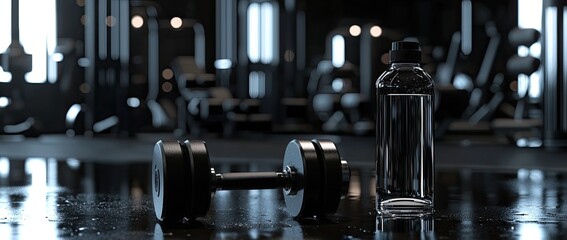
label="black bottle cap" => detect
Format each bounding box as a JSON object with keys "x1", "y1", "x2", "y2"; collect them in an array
[{"x1": 389, "y1": 41, "x2": 421, "y2": 63}]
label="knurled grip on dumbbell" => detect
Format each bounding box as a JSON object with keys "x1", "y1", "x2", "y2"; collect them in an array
[{"x1": 152, "y1": 139, "x2": 350, "y2": 222}]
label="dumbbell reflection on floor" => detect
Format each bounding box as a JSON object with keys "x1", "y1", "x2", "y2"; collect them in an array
[{"x1": 152, "y1": 139, "x2": 350, "y2": 222}]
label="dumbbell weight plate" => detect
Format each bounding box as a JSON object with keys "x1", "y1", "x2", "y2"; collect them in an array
[
  {"x1": 311, "y1": 139, "x2": 343, "y2": 214},
  {"x1": 182, "y1": 140, "x2": 212, "y2": 219},
  {"x1": 282, "y1": 140, "x2": 323, "y2": 217},
  {"x1": 153, "y1": 141, "x2": 187, "y2": 221}
]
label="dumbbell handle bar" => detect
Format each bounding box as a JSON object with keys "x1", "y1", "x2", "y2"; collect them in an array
[
  {"x1": 215, "y1": 172, "x2": 291, "y2": 190},
  {"x1": 212, "y1": 160, "x2": 350, "y2": 195},
  {"x1": 212, "y1": 166, "x2": 296, "y2": 191}
]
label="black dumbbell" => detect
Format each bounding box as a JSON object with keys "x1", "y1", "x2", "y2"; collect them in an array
[{"x1": 152, "y1": 139, "x2": 350, "y2": 222}]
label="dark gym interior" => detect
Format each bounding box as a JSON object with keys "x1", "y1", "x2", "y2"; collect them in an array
[{"x1": 1, "y1": 0, "x2": 567, "y2": 238}]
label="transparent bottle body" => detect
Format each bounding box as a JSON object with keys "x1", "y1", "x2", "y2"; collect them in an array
[{"x1": 375, "y1": 63, "x2": 435, "y2": 216}]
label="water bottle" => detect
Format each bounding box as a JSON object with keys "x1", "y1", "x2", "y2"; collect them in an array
[{"x1": 375, "y1": 41, "x2": 435, "y2": 216}]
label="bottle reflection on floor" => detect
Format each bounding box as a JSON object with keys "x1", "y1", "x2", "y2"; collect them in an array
[{"x1": 376, "y1": 215, "x2": 434, "y2": 235}]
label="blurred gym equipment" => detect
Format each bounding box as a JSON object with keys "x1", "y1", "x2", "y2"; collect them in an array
[
  {"x1": 172, "y1": 56, "x2": 272, "y2": 137},
  {"x1": 492, "y1": 27, "x2": 542, "y2": 147},
  {"x1": 459, "y1": 22, "x2": 502, "y2": 124},
  {"x1": 308, "y1": 59, "x2": 359, "y2": 133},
  {"x1": 74, "y1": 0, "x2": 135, "y2": 136},
  {"x1": 307, "y1": 26, "x2": 379, "y2": 135},
  {"x1": 434, "y1": 2, "x2": 512, "y2": 138},
  {"x1": 0, "y1": 0, "x2": 34, "y2": 136},
  {"x1": 68, "y1": 1, "x2": 185, "y2": 136}
]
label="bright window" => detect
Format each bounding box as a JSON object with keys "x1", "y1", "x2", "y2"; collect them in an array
[
  {"x1": 0, "y1": 0, "x2": 58, "y2": 83},
  {"x1": 518, "y1": 0, "x2": 542, "y2": 98}
]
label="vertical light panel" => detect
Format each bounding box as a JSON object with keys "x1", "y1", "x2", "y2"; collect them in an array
[
  {"x1": 247, "y1": 1, "x2": 278, "y2": 65},
  {"x1": 19, "y1": 0, "x2": 57, "y2": 83},
  {"x1": 247, "y1": 3, "x2": 260, "y2": 63},
  {"x1": 110, "y1": 0, "x2": 120, "y2": 60},
  {"x1": 98, "y1": 0, "x2": 107, "y2": 60},
  {"x1": 544, "y1": 5, "x2": 558, "y2": 132},
  {"x1": 461, "y1": 0, "x2": 472, "y2": 55},
  {"x1": 146, "y1": 6, "x2": 158, "y2": 101},
  {"x1": 518, "y1": 0, "x2": 542, "y2": 60},
  {"x1": 249, "y1": 71, "x2": 259, "y2": 98},
  {"x1": 120, "y1": 0, "x2": 129, "y2": 65},
  {"x1": 216, "y1": 0, "x2": 224, "y2": 60},
  {"x1": 518, "y1": 0, "x2": 543, "y2": 99},
  {"x1": 46, "y1": 0, "x2": 58, "y2": 83},
  {"x1": 545, "y1": 6, "x2": 557, "y2": 96},
  {"x1": 331, "y1": 35, "x2": 345, "y2": 68},
  {"x1": 20, "y1": 0, "x2": 45, "y2": 83},
  {"x1": 518, "y1": 0, "x2": 543, "y2": 29},
  {"x1": 249, "y1": 71, "x2": 266, "y2": 98},
  {"x1": 528, "y1": 73, "x2": 541, "y2": 100},
  {"x1": 215, "y1": 0, "x2": 236, "y2": 69},
  {"x1": 260, "y1": 2, "x2": 273, "y2": 64},
  {"x1": 194, "y1": 23, "x2": 206, "y2": 69},
  {"x1": 260, "y1": 2, "x2": 278, "y2": 64}
]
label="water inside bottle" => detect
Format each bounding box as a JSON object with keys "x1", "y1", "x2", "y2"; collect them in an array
[{"x1": 376, "y1": 93, "x2": 434, "y2": 216}]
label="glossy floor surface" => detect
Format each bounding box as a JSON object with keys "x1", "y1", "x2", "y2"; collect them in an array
[{"x1": 0, "y1": 134, "x2": 566, "y2": 239}]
